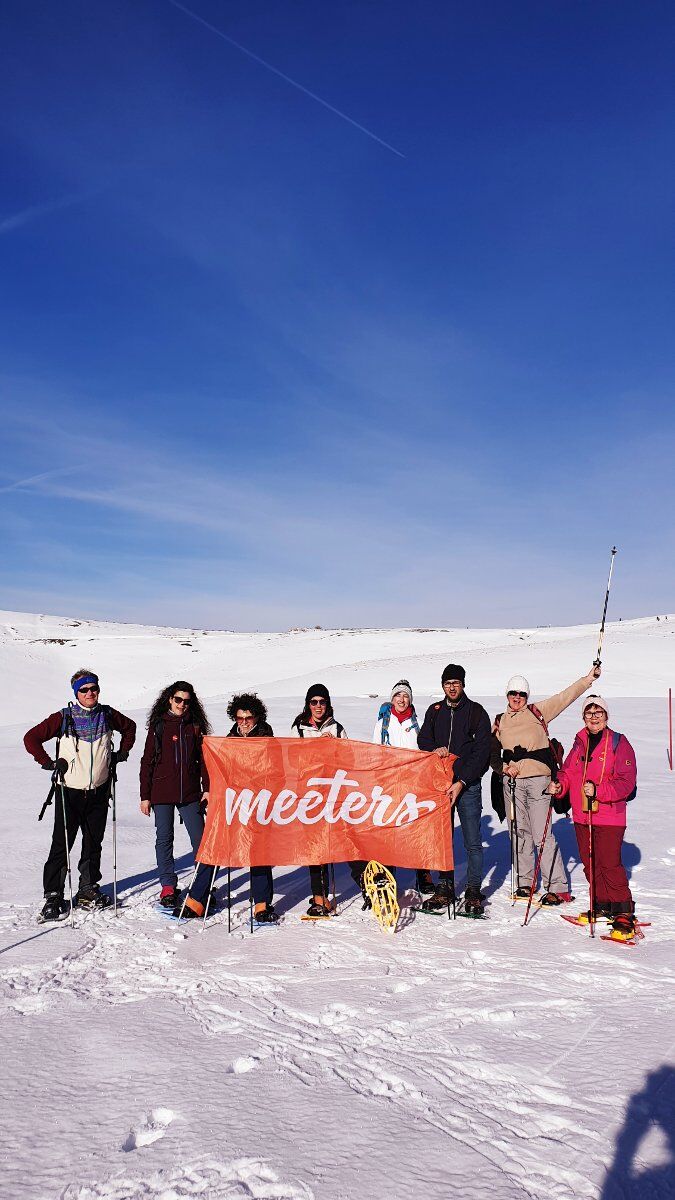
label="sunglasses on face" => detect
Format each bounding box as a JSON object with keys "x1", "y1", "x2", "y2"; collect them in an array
[
  {"x1": 309, "y1": 699, "x2": 327, "y2": 707},
  {"x1": 172, "y1": 696, "x2": 191, "y2": 706},
  {"x1": 507, "y1": 691, "x2": 528, "y2": 700},
  {"x1": 236, "y1": 714, "x2": 254, "y2": 723},
  {"x1": 78, "y1": 686, "x2": 100, "y2": 695}
]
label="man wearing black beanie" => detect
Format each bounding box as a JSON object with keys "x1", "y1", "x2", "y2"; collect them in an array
[{"x1": 417, "y1": 663, "x2": 491, "y2": 915}]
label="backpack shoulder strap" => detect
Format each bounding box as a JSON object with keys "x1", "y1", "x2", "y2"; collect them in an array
[
  {"x1": 468, "y1": 701, "x2": 485, "y2": 738},
  {"x1": 612, "y1": 731, "x2": 621, "y2": 752},
  {"x1": 528, "y1": 703, "x2": 551, "y2": 740},
  {"x1": 379, "y1": 703, "x2": 392, "y2": 745},
  {"x1": 152, "y1": 718, "x2": 164, "y2": 767}
]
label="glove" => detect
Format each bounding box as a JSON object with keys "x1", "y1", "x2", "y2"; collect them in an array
[
  {"x1": 112, "y1": 750, "x2": 128, "y2": 766},
  {"x1": 43, "y1": 759, "x2": 67, "y2": 778}
]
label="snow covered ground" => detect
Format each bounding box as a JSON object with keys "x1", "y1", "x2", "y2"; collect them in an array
[{"x1": 1, "y1": 612, "x2": 673, "y2": 1200}]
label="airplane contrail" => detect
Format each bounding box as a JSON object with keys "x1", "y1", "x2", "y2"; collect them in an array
[
  {"x1": 0, "y1": 192, "x2": 95, "y2": 235},
  {"x1": 166, "y1": 0, "x2": 405, "y2": 158},
  {"x1": 0, "y1": 467, "x2": 81, "y2": 495}
]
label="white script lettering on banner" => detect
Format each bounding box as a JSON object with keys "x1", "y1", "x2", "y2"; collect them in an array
[{"x1": 223, "y1": 767, "x2": 437, "y2": 828}]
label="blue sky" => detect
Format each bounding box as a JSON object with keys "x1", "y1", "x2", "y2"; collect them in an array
[{"x1": 1, "y1": 0, "x2": 673, "y2": 630}]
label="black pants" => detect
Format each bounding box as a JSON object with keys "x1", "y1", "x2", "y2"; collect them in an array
[{"x1": 43, "y1": 782, "x2": 110, "y2": 896}]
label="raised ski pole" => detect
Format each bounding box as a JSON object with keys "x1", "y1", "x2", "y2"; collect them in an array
[
  {"x1": 57, "y1": 774, "x2": 75, "y2": 929},
  {"x1": 522, "y1": 800, "x2": 553, "y2": 927},
  {"x1": 249, "y1": 870, "x2": 254, "y2": 933},
  {"x1": 227, "y1": 867, "x2": 231, "y2": 934},
  {"x1": 594, "y1": 546, "x2": 617, "y2": 667},
  {"x1": 668, "y1": 688, "x2": 673, "y2": 771}
]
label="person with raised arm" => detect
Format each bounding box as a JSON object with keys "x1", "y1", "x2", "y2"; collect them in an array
[
  {"x1": 292, "y1": 683, "x2": 347, "y2": 918},
  {"x1": 24, "y1": 668, "x2": 136, "y2": 922},
  {"x1": 495, "y1": 664, "x2": 600, "y2": 907}
]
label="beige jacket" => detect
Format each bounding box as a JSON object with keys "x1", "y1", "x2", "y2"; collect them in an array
[{"x1": 496, "y1": 676, "x2": 589, "y2": 778}]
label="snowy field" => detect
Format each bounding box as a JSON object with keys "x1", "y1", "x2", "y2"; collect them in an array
[{"x1": 1, "y1": 612, "x2": 674, "y2": 1200}]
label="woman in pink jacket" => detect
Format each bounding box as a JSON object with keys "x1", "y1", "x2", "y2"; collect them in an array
[{"x1": 549, "y1": 694, "x2": 637, "y2": 941}]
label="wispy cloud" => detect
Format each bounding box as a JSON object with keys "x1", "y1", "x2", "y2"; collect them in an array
[
  {"x1": 0, "y1": 191, "x2": 96, "y2": 235},
  {"x1": 165, "y1": 0, "x2": 405, "y2": 158},
  {"x1": 0, "y1": 467, "x2": 82, "y2": 495}
]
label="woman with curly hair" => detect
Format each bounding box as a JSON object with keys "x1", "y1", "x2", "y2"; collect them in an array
[
  {"x1": 139, "y1": 681, "x2": 212, "y2": 913},
  {"x1": 226, "y1": 692, "x2": 274, "y2": 738},
  {"x1": 226, "y1": 693, "x2": 277, "y2": 923}
]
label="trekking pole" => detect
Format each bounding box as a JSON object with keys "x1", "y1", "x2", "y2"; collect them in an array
[
  {"x1": 329, "y1": 862, "x2": 337, "y2": 916},
  {"x1": 507, "y1": 777, "x2": 517, "y2": 904},
  {"x1": 201, "y1": 866, "x2": 218, "y2": 933},
  {"x1": 594, "y1": 546, "x2": 617, "y2": 666},
  {"x1": 176, "y1": 862, "x2": 199, "y2": 922},
  {"x1": 668, "y1": 688, "x2": 673, "y2": 771},
  {"x1": 227, "y1": 867, "x2": 231, "y2": 934},
  {"x1": 522, "y1": 801, "x2": 553, "y2": 927},
  {"x1": 110, "y1": 752, "x2": 118, "y2": 916},
  {"x1": 57, "y1": 775, "x2": 75, "y2": 929},
  {"x1": 249, "y1": 870, "x2": 254, "y2": 933},
  {"x1": 588, "y1": 807, "x2": 596, "y2": 939}
]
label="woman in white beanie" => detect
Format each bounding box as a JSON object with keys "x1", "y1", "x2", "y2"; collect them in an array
[{"x1": 495, "y1": 663, "x2": 600, "y2": 906}]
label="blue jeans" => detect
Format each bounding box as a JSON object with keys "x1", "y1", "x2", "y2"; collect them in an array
[
  {"x1": 153, "y1": 801, "x2": 212, "y2": 903},
  {"x1": 440, "y1": 780, "x2": 483, "y2": 892}
]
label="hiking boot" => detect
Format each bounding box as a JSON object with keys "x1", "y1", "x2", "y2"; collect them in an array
[
  {"x1": 159, "y1": 886, "x2": 180, "y2": 909},
  {"x1": 416, "y1": 870, "x2": 435, "y2": 895},
  {"x1": 464, "y1": 886, "x2": 484, "y2": 916},
  {"x1": 539, "y1": 892, "x2": 567, "y2": 907},
  {"x1": 76, "y1": 885, "x2": 112, "y2": 909},
  {"x1": 421, "y1": 881, "x2": 455, "y2": 913},
  {"x1": 38, "y1": 893, "x2": 68, "y2": 923},
  {"x1": 513, "y1": 887, "x2": 531, "y2": 900},
  {"x1": 254, "y1": 905, "x2": 279, "y2": 925},
  {"x1": 610, "y1": 913, "x2": 636, "y2": 942}
]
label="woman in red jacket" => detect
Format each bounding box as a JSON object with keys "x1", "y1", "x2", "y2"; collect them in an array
[
  {"x1": 139, "y1": 681, "x2": 212, "y2": 912},
  {"x1": 549, "y1": 695, "x2": 638, "y2": 941}
]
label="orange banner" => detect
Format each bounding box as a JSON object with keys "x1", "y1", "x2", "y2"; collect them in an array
[{"x1": 198, "y1": 737, "x2": 455, "y2": 871}]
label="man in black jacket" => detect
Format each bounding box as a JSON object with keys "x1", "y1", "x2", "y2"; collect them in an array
[{"x1": 417, "y1": 663, "x2": 491, "y2": 915}]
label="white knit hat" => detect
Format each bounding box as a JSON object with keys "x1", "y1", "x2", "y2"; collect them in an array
[
  {"x1": 391, "y1": 679, "x2": 413, "y2": 703},
  {"x1": 582, "y1": 694, "x2": 609, "y2": 718},
  {"x1": 506, "y1": 675, "x2": 530, "y2": 697}
]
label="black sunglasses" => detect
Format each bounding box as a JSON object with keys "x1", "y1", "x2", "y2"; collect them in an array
[
  {"x1": 507, "y1": 691, "x2": 528, "y2": 700},
  {"x1": 172, "y1": 696, "x2": 191, "y2": 706},
  {"x1": 78, "y1": 685, "x2": 100, "y2": 695}
]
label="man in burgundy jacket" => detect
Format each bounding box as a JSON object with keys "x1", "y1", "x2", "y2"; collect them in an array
[{"x1": 24, "y1": 668, "x2": 136, "y2": 921}]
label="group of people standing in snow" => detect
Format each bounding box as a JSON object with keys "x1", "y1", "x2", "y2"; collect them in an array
[{"x1": 23, "y1": 657, "x2": 639, "y2": 940}]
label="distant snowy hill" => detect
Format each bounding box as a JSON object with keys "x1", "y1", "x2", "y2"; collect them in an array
[{"x1": 2, "y1": 610, "x2": 674, "y2": 723}]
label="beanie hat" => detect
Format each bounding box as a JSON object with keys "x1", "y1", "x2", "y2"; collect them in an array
[
  {"x1": 441, "y1": 664, "x2": 466, "y2": 685},
  {"x1": 506, "y1": 675, "x2": 530, "y2": 697},
  {"x1": 391, "y1": 679, "x2": 413, "y2": 703},
  {"x1": 305, "y1": 683, "x2": 331, "y2": 706},
  {"x1": 582, "y1": 694, "x2": 609, "y2": 718}
]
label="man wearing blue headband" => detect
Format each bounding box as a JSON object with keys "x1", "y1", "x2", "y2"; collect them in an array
[{"x1": 24, "y1": 668, "x2": 136, "y2": 922}]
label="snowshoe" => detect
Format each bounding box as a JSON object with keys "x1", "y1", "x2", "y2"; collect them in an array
[
  {"x1": 302, "y1": 900, "x2": 334, "y2": 920},
  {"x1": 606, "y1": 914, "x2": 637, "y2": 943},
  {"x1": 76, "y1": 886, "x2": 112, "y2": 910},
  {"x1": 159, "y1": 886, "x2": 181, "y2": 909},
  {"x1": 419, "y1": 882, "x2": 455, "y2": 915},
  {"x1": 37, "y1": 893, "x2": 69, "y2": 923},
  {"x1": 459, "y1": 887, "x2": 485, "y2": 919},
  {"x1": 254, "y1": 904, "x2": 279, "y2": 926},
  {"x1": 511, "y1": 888, "x2": 534, "y2": 901},
  {"x1": 363, "y1": 862, "x2": 399, "y2": 932},
  {"x1": 416, "y1": 870, "x2": 435, "y2": 895}
]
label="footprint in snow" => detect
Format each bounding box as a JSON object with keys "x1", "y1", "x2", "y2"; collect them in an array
[{"x1": 122, "y1": 1108, "x2": 174, "y2": 1152}]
